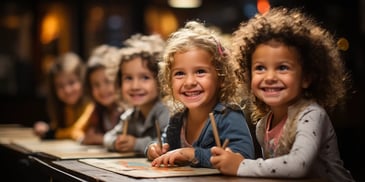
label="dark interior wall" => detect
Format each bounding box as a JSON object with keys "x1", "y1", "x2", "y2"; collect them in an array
[{"x1": 0, "y1": 0, "x2": 363, "y2": 181}]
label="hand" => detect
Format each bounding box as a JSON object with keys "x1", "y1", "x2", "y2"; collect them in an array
[
  {"x1": 210, "y1": 146, "x2": 244, "y2": 175},
  {"x1": 114, "y1": 134, "x2": 136, "y2": 152},
  {"x1": 81, "y1": 128, "x2": 103, "y2": 145},
  {"x1": 33, "y1": 121, "x2": 49, "y2": 137},
  {"x1": 147, "y1": 143, "x2": 169, "y2": 160},
  {"x1": 151, "y1": 148, "x2": 194, "y2": 167}
]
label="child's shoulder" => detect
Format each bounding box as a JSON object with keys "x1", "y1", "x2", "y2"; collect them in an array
[
  {"x1": 290, "y1": 99, "x2": 329, "y2": 121},
  {"x1": 214, "y1": 103, "x2": 246, "y2": 120},
  {"x1": 215, "y1": 102, "x2": 244, "y2": 114}
]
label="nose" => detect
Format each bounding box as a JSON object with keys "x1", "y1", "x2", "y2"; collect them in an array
[
  {"x1": 184, "y1": 74, "x2": 197, "y2": 87},
  {"x1": 63, "y1": 84, "x2": 73, "y2": 94},
  {"x1": 264, "y1": 69, "x2": 277, "y2": 83},
  {"x1": 131, "y1": 79, "x2": 140, "y2": 89}
]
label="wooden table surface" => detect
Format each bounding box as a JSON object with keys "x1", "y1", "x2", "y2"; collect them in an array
[{"x1": 1, "y1": 124, "x2": 327, "y2": 182}]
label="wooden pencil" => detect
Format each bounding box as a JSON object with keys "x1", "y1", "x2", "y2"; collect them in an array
[
  {"x1": 209, "y1": 112, "x2": 221, "y2": 148},
  {"x1": 122, "y1": 120, "x2": 128, "y2": 136},
  {"x1": 222, "y1": 138, "x2": 229, "y2": 149},
  {"x1": 155, "y1": 120, "x2": 162, "y2": 149}
]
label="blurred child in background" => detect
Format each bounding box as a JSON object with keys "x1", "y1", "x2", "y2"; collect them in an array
[
  {"x1": 33, "y1": 52, "x2": 94, "y2": 141},
  {"x1": 81, "y1": 45, "x2": 125, "y2": 145},
  {"x1": 103, "y1": 34, "x2": 169, "y2": 154}
]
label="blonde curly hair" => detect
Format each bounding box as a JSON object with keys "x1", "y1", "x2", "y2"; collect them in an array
[{"x1": 159, "y1": 20, "x2": 244, "y2": 114}]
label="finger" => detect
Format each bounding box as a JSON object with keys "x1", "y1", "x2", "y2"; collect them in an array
[
  {"x1": 211, "y1": 146, "x2": 218, "y2": 155},
  {"x1": 152, "y1": 157, "x2": 162, "y2": 167},
  {"x1": 225, "y1": 147, "x2": 232, "y2": 152},
  {"x1": 154, "y1": 144, "x2": 162, "y2": 155},
  {"x1": 162, "y1": 155, "x2": 171, "y2": 167},
  {"x1": 168, "y1": 155, "x2": 176, "y2": 166},
  {"x1": 162, "y1": 143, "x2": 169, "y2": 154}
]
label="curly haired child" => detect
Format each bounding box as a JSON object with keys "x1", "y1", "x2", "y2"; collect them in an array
[
  {"x1": 210, "y1": 7, "x2": 355, "y2": 182},
  {"x1": 147, "y1": 20, "x2": 255, "y2": 168}
]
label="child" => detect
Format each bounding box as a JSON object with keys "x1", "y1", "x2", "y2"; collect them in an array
[
  {"x1": 147, "y1": 20, "x2": 255, "y2": 168},
  {"x1": 103, "y1": 34, "x2": 170, "y2": 154},
  {"x1": 33, "y1": 52, "x2": 94, "y2": 141},
  {"x1": 81, "y1": 45, "x2": 125, "y2": 145},
  {"x1": 210, "y1": 7, "x2": 355, "y2": 182}
]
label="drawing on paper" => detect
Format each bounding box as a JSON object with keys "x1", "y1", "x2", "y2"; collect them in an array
[{"x1": 79, "y1": 158, "x2": 220, "y2": 178}]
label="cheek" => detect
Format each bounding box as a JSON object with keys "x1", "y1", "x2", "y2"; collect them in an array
[
  {"x1": 251, "y1": 76, "x2": 259, "y2": 88},
  {"x1": 92, "y1": 88, "x2": 100, "y2": 98},
  {"x1": 121, "y1": 85, "x2": 128, "y2": 96},
  {"x1": 56, "y1": 89, "x2": 65, "y2": 99},
  {"x1": 171, "y1": 81, "x2": 180, "y2": 93}
]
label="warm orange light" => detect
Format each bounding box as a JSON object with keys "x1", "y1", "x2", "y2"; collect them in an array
[
  {"x1": 257, "y1": 0, "x2": 270, "y2": 14},
  {"x1": 3, "y1": 15, "x2": 20, "y2": 29},
  {"x1": 145, "y1": 7, "x2": 178, "y2": 39},
  {"x1": 41, "y1": 14, "x2": 60, "y2": 44}
]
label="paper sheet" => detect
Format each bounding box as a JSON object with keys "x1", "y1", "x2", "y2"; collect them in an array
[{"x1": 79, "y1": 158, "x2": 220, "y2": 178}]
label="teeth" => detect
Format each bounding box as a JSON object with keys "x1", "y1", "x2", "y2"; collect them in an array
[
  {"x1": 185, "y1": 91, "x2": 200, "y2": 96},
  {"x1": 265, "y1": 88, "x2": 280, "y2": 92}
]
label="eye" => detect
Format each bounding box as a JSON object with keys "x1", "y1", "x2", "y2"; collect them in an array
[
  {"x1": 106, "y1": 79, "x2": 113, "y2": 84},
  {"x1": 142, "y1": 75, "x2": 151, "y2": 80},
  {"x1": 253, "y1": 65, "x2": 265, "y2": 72},
  {"x1": 122, "y1": 76, "x2": 132, "y2": 81},
  {"x1": 278, "y1": 65, "x2": 289, "y2": 71},
  {"x1": 196, "y1": 69, "x2": 206, "y2": 75},
  {"x1": 68, "y1": 79, "x2": 79, "y2": 87},
  {"x1": 173, "y1": 71, "x2": 185, "y2": 79}
]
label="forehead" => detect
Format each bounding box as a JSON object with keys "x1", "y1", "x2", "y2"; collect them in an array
[
  {"x1": 172, "y1": 48, "x2": 213, "y2": 65},
  {"x1": 121, "y1": 57, "x2": 153, "y2": 74},
  {"x1": 55, "y1": 71, "x2": 79, "y2": 84}
]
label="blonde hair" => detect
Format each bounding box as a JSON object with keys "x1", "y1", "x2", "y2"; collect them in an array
[{"x1": 159, "y1": 20, "x2": 244, "y2": 114}]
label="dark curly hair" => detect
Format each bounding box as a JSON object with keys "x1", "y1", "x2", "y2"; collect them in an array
[{"x1": 232, "y1": 7, "x2": 351, "y2": 122}]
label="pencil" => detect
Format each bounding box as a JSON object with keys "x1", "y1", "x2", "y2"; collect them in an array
[
  {"x1": 122, "y1": 120, "x2": 128, "y2": 136},
  {"x1": 155, "y1": 120, "x2": 162, "y2": 149},
  {"x1": 222, "y1": 138, "x2": 229, "y2": 149},
  {"x1": 209, "y1": 112, "x2": 221, "y2": 148}
]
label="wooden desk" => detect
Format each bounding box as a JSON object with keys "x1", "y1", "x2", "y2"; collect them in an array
[
  {"x1": 29, "y1": 157, "x2": 325, "y2": 182},
  {"x1": 0, "y1": 125, "x2": 327, "y2": 182}
]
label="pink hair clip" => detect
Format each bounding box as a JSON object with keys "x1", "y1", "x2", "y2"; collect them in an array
[{"x1": 213, "y1": 38, "x2": 224, "y2": 56}]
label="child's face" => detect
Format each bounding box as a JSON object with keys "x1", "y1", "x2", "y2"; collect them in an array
[
  {"x1": 120, "y1": 57, "x2": 158, "y2": 108},
  {"x1": 90, "y1": 67, "x2": 117, "y2": 107},
  {"x1": 251, "y1": 41, "x2": 310, "y2": 110},
  {"x1": 54, "y1": 71, "x2": 83, "y2": 106},
  {"x1": 171, "y1": 48, "x2": 219, "y2": 111}
]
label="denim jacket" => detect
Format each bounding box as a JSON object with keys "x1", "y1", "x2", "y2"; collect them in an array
[
  {"x1": 104, "y1": 101, "x2": 170, "y2": 153},
  {"x1": 164, "y1": 102, "x2": 255, "y2": 168}
]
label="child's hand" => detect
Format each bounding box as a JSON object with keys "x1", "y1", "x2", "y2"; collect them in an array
[
  {"x1": 33, "y1": 121, "x2": 49, "y2": 137},
  {"x1": 81, "y1": 128, "x2": 103, "y2": 145},
  {"x1": 151, "y1": 148, "x2": 194, "y2": 167},
  {"x1": 210, "y1": 146, "x2": 244, "y2": 175},
  {"x1": 114, "y1": 134, "x2": 136, "y2": 152},
  {"x1": 147, "y1": 143, "x2": 169, "y2": 160}
]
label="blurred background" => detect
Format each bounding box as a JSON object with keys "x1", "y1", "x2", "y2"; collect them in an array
[{"x1": 0, "y1": 0, "x2": 363, "y2": 181}]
